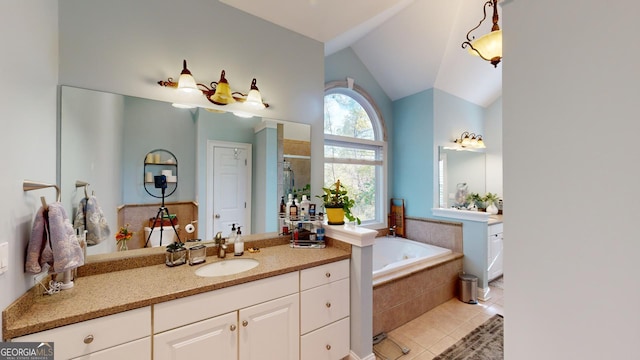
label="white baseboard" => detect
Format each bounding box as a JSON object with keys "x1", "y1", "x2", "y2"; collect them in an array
[
  {"x1": 347, "y1": 350, "x2": 376, "y2": 360},
  {"x1": 478, "y1": 286, "x2": 491, "y2": 301}
]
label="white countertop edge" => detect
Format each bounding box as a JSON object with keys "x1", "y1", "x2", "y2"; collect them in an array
[
  {"x1": 432, "y1": 208, "x2": 490, "y2": 222},
  {"x1": 324, "y1": 224, "x2": 377, "y2": 247}
]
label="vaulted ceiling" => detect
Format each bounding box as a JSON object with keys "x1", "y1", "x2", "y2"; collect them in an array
[{"x1": 219, "y1": 0, "x2": 502, "y2": 107}]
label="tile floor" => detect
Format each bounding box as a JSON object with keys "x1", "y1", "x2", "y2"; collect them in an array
[{"x1": 376, "y1": 278, "x2": 504, "y2": 360}]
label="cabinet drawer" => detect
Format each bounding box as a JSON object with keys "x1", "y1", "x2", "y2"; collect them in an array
[
  {"x1": 300, "y1": 278, "x2": 349, "y2": 334},
  {"x1": 71, "y1": 337, "x2": 150, "y2": 359},
  {"x1": 301, "y1": 317, "x2": 350, "y2": 360},
  {"x1": 488, "y1": 223, "x2": 503, "y2": 235},
  {"x1": 12, "y1": 307, "x2": 150, "y2": 360},
  {"x1": 300, "y1": 259, "x2": 349, "y2": 291},
  {"x1": 154, "y1": 271, "x2": 298, "y2": 333}
]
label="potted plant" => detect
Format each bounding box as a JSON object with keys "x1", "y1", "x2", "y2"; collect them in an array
[
  {"x1": 165, "y1": 241, "x2": 187, "y2": 267},
  {"x1": 316, "y1": 180, "x2": 361, "y2": 225},
  {"x1": 465, "y1": 192, "x2": 484, "y2": 210},
  {"x1": 482, "y1": 192, "x2": 500, "y2": 215}
]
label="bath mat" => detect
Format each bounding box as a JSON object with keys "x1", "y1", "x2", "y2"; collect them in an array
[
  {"x1": 434, "y1": 314, "x2": 503, "y2": 360},
  {"x1": 373, "y1": 336, "x2": 410, "y2": 360}
]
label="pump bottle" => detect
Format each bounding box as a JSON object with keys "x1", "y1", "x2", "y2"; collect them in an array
[{"x1": 234, "y1": 226, "x2": 244, "y2": 256}]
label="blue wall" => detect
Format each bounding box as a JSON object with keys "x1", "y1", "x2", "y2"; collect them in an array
[
  {"x1": 391, "y1": 89, "x2": 435, "y2": 217},
  {"x1": 122, "y1": 96, "x2": 197, "y2": 204},
  {"x1": 324, "y1": 48, "x2": 394, "y2": 210}
]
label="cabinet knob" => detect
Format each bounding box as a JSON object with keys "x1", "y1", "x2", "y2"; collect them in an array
[
  {"x1": 242, "y1": 320, "x2": 248, "y2": 327},
  {"x1": 83, "y1": 335, "x2": 94, "y2": 344},
  {"x1": 326, "y1": 344, "x2": 332, "y2": 350},
  {"x1": 325, "y1": 272, "x2": 331, "y2": 278},
  {"x1": 230, "y1": 324, "x2": 236, "y2": 331},
  {"x1": 325, "y1": 302, "x2": 331, "y2": 308}
]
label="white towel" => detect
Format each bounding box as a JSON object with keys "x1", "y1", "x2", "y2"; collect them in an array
[{"x1": 74, "y1": 195, "x2": 111, "y2": 245}]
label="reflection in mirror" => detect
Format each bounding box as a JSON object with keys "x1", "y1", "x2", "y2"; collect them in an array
[
  {"x1": 59, "y1": 86, "x2": 310, "y2": 258},
  {"x1": 438, "y1": 147, "x2": 486, "y2": 208}
]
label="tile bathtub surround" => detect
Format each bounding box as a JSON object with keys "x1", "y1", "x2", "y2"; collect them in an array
[
  {"x1": 372, "y1": 256, "x2": 463, "y2": 336},
  {"x1": 405, "y1": 217, "x2": 463, "y2": 253}
]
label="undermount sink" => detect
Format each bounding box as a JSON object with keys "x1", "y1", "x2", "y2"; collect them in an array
[{"x1": 195, "y1": 258, "x2": 259, "y2": 277}]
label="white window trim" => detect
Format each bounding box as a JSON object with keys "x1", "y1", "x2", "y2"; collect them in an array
[{"x1": 323, "y1": 80, "x2": 388, "y2": 229}]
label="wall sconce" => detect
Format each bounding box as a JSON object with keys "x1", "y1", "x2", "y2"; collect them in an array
[
  {"x1": 158, "y1": 60, "x2": 269, "y2": 114},
  {"x1": 461, "y1": 0, "x2": 502, "y2": 67},
  {"x1": 454, "y1": 131, "x2": 486, "y2": 149}
]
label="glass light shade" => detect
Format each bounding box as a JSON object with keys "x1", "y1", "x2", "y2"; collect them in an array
[
  {"x1": 210, "y1": 70, "x2": 236, "y2": 105},
  {"x1": 245, "y1": 88, "x2": 265, "y2": 109},
  {"x1": 177, "y1": 73, "x2": 199, "y2": 93},
  {"x1": 476, "y1": 139, "x2": 486, "y2": 148},
  {"x1": 467, "y1": 29, "x2": 502, "y2": 60},
  {"x1": 461, "y1": 136, "x2": 472, "y2": 147},
  {"x1": 210, "y1": 82, "x2": 236, "y2": 105}
]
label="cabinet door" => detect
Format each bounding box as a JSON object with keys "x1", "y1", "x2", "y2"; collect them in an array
[
  {"x1": 71, "y1": 337, "x2": 150, "y2": 360},
  {"x1": 154, "y1": 312, "x2": 237, "y2": 360},
  {"x1": 239, "y1": 293, "x2": 299, "y2": 360},
  {"x1": 488, "y1": 232, "x2": 503, "y2": 281}
]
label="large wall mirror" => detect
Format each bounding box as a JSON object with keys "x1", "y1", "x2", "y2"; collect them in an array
[
  {"x1": 59, "y1": 86, "x2": 310, "y2": 257},
  {"x1": 438, "y1": 146, "x2": 486, "y2": 208}
]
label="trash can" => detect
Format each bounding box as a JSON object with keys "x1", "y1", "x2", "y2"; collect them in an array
[{"x1": 459, "y1": 273, "x2": 478, "y2": 304}]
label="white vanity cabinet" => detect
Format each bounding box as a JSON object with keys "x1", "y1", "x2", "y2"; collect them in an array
[
  {"x1": 12, "y1": 307, "x2": 151, "y2": 360},
  {"x1": 300, "y1": 259, "x2": 350, "y2": 360},
  {"x1": 488, "y1": 223, "x2": 504, "y2": 281},
  {"x1": 153, "y1": 271, "x2": 299, "y2": 360}
]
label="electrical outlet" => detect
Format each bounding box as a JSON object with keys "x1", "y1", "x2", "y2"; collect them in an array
[{"x1": 0, "y1": 242, "x2": 8, "y2": 274}]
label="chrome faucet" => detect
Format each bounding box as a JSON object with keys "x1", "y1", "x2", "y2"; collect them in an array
[
  {"x1": 215, "y1": 232, "x2": 227, "y2": 258},
  {"x1": 388, "y1": 225, "x2": 397, "y2": 237}
]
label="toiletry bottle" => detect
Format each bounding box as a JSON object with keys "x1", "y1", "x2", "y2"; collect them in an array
[
  {"x1": 229, "y1": 223, "x2": 237, "y2": 244},
  {"x1": 300, "y1": 195, "x2": 310, "y2": 221},
  {"x1": 279, "y1": 196, "x2": 286, "y2": 218},
  {"x1": 289, "y1": 200, "x2": 298, "y2": 220},
  {"x1": 286, "y1": 194, "x2": 293, "y2": 219},
  {"x1": 234, "y1": 226, "x2": 244, "y2": 256}
]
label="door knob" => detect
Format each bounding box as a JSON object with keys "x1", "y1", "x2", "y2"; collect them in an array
[{"x1": 215, "y1": 214, "x2": 221, "y2": 219}]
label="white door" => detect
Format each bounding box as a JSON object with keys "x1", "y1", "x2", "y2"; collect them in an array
[
  {"x1": 153, "y1": 312, "x2": 238, "y2": 360},
  {"x1": 239, "y1": 293, "x2": 299, "y2": 360},
  {"x1": 207, "y1": 141, "x2": 252, "y2": 240}
]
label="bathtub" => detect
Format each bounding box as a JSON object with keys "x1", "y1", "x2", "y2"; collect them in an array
[{"x1": 372, "y1": 237, "x2": 452, "y2": 285}]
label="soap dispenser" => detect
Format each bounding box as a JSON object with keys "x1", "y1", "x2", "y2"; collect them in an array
[
  {"x1": 229, "y1": 223, "x2": 237, "y2": 244},
  {"x1": 234, "y1": 226, "x2": 244, "y2": 256}
]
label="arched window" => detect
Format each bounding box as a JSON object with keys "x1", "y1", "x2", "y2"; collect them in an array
[{"x1": 323, "y1": 80, "x2": 387, "y2": 226}]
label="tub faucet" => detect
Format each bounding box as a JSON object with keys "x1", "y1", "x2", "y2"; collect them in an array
[{"x1": 388, "y1": 225, "x2": 397, "y2": 237}]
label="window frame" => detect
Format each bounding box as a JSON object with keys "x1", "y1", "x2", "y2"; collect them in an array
[{"x1": 323, "y1": 81, "x2": 388, "y2": 229}]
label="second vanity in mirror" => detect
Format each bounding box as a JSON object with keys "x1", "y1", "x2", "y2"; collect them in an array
[
  {"x1": 437, "y1": 146, "x2": 486, "y2": 209},
  {"x1": 59, "y1": 86, "x2": 311, "y2": 258}
]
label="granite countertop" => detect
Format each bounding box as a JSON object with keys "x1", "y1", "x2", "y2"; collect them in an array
[
  {"x1": 488, "y1": 214, "x2": 504, "y2": 225},
  {"x1": 3, "y1": 243, "x2": 350, "y2": 340}
]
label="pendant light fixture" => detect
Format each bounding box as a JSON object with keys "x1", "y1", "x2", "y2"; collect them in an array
[{"x1": 461, "y1": 0, "x2": 502, "y2": 67}]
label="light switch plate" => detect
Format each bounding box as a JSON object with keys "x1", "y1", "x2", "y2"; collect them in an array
[{"x1": 0, "y1": 242, "x2": 8, "y2": 274}]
